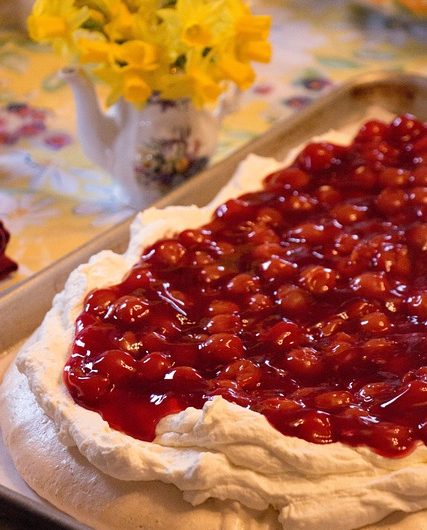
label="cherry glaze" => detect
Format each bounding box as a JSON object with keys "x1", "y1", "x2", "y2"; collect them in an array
[
  {"x1": 0, "y1": 221, "x2": 17, "y2": 279},
  {"x1": 65, "y1": 114, "x2": 427, "y2": 457}
]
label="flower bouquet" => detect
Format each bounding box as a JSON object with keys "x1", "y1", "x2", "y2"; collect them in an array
[{"x1": 28, "y1": 0, "x2": 272, "y2": 108}]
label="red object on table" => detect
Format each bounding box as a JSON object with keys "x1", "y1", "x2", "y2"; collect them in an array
[{"x1": 0, "y1": 222, "x2": 18, "y2": 279}]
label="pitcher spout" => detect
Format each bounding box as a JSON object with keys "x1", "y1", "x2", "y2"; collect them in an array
[{"x1": 60, "y1": 67, "x2": 118, "y2": 171}]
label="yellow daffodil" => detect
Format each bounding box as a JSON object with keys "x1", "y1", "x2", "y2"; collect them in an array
[
  {"x1": 159, "y1": 0, "x2": 223, "y2": 48},
  {"x1": 235, "y1": 14, "x2": 271, "y2": 40},
  {"x1": 28, "y1": 0, "x2": 271, "y2": 107},
  {"x1": 28, "y1": 0, "x2": 89, "y2": 55},
  {"x1": 77, "y1": 38, "x2": 117, "y2": 63},
  {"x1": 123, "y1": 72, "x2": 152, "y2": 104},
  {"x1": 216, "y1": 49, "x2": 255, "y2": 89},
  {"x1": 161, "y1": 50, "x2": 221, "y2": 106},
  {"x1": 237, "y1": 40, "x2": 272, "y2": 64},
  {"x1": 115, "y1": 41, "x2": 159, "y2": 71},
  {"x1": 103, "y1": 2, "x2": 135, "y2": 42}
]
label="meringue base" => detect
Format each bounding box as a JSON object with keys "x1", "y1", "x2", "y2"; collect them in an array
[
  {"x1": 1, "y1": 361, "x2": 427, "y2": 530},
  {"x1": 0, "y1": 362, "x2": 282, "y2": 530}
]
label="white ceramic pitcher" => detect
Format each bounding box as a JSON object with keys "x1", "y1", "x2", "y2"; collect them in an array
[{"x1": 61, "y1": 67, "x2": 239, "y2": 207}]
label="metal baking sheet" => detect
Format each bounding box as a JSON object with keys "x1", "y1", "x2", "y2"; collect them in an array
[{"x1": 1, "y1": 70, "x2": 427, "y2": 529}]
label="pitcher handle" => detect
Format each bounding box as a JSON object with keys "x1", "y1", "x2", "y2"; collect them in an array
[{"x1": 213, "y1": 83, "x2": 241, "y2": 123}]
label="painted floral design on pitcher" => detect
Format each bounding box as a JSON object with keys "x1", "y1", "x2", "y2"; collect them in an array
[{"x1": 133, "y1": 98, "x2": 212, "y2": 188}]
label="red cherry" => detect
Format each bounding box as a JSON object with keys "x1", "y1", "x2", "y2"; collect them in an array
[
  {"x1": 406, "y1": 224, "x2": 427, "y2": 251},
  {"x1": 260, "y1": 257, "x2": 296, "y2": 282},
  {"x1": 218, "y1": 359, "x2": 261, "y2": 389},
  {"x1": 84, "y1": 288, "x2": 119, "y2": 317},
  {"x1": 207, "y1": 300, "x2": 240, "y2": 315},
  {"x1": 73, "y1": 325, "x2": 116, "y2": 357},
  {"x1": 412, "y1": 166, "x2": 427, "y2": 186},
  {"x1": 266, "y1": 320, "x2": 305, "y2": 349},
  {"x1": 410, "y1": 187, "x2": 427, "y2": 206},
  {"x1": 136, "y1": 352, "x2": 172, "y2": 382},
  {"x1": 331, "y1": 203, "x2": 367, "y2": 225},
  {"x1": 288, "y1": 223, "x2": 329, "y2": 244},
  {"x1": 247, "y1": 226, "x2": 280, "y2": 244},
  {"x1": 299, "y1": 265, "x2": 337, "y2": 295},
  {"x1": 379, "y1": 167, "x2": 410, "y2": 188},
  {"x1": 215, "y1": 198, "x2": 255, "y2": 221},
  {"x1": 315, "y1": 185, "x2": 342, "y2": 205},
  {"x1": 297, "y1": 142, "x2": 340, "y2": 172},
  {"x1": 296, "y1": 410, "x2": 335, "y2": 444},
  {"x1": 356, "y1": 120, "x2": 388, "y2": 143},
  {"x1": 352, "y1": 165, "x2": 377, "y2": 189},
  {"x1": 351, "y1": 272, "x2": 390, "y2": 299},
  {"x1": 370, "y1": 423, "x2": 414, "y2": 456},
  {"x1": 65, "y1": 365, "x2": 110, "y2": 403},
  {"x1": 282, "y1": 194, "x2": 317, "y2": 213},
  {"x1": 151, "y1": 240, "x2": 186, "y2": 267},
  {"x1": 314, "y1": 391, "x2": 353, "y2": 411},
  {"x1": 226, "y1": 273, "x2": 261, "y2": 295},
  {"x1": 245, "y1": 293, "x2": 274, "y2": 312},
  {"x1": 251, "y1": 242, "x2": 285, "y2": 260},
  {"x1": 120, "y1": 266, "x2": 152, "y2": 292},
  {"x1": 203, "y1": 314, "x2": 242, "y2": 334},
  {"x1": 283, "y1": 347, "x2": 324, "y2": 380},
  {"x1": 406, "y1": 292, "x2": 427, "y2": 319},
  {"x1": 163, "y1": 366, "x2": 208, "y2": 392},
  {"x1": 199, "y1": 264, "x2": 234, "y2": 284},
  {"x1": 389, "y1": 114, "x2": 424, "y2": 143},
  {"x1": 199, "y1": 333, "x2": 245, "y2": 364},
  {"x1": 93, "y1": 349, "x2": 136, "y2": 384},
  {"x1": 178, "y1": 229, "x2": 206, "y2": 247},
  {"x1": 109, "y1": 295, "x2": 150, "y2": 325},
  {"x1": 264, "y1": 167, "x2": 311, "y2": 190},
  {"x1": 360, "y1": 312, "x2": 390, "y2": 334},
  {"x1": 255, "y1": 397, "x2": 302, "y2": 415},
  {"x1": 256, "y1": 207, "x2": 284, "y2": 226},
  {"x1": 276, "y1": 285, "x2": 313, "y2": 316},
  {"x1": 376, "y1": 188, "x2": 408, "y2": 215}
]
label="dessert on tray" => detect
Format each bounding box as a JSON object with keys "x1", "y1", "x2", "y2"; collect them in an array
[
  {"x1": 1, "y1": 114, "x2": 427, "y2": 530},
  {"x1": 0, "y1": 221, "x2": 17, "y2": 279}
]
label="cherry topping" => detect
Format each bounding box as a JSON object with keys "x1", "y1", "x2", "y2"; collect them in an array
[{"x1": 64, "y1": 114, "x2": 427, "y2": 458}]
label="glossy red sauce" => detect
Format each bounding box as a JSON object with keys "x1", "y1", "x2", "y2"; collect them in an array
[
  {"x1": 0, "y1": 221, "x2": 17, "y2": 279},
  {"x1": 65, "y1": 114, "x2": 427, "y2": 457}
]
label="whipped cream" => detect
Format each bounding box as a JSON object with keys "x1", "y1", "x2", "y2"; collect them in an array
[{"x1": 16, "y1": 117, "x2": 427, "y2": 530}]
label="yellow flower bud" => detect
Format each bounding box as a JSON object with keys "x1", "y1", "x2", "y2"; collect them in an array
[
  {"x1": 116, "y1": 41, "x2": 159, "y2": 71},
  {"x1": 28, "y1": 15, "x2": 67, "y2": 41},
  {"x1": 123, "y1": 73, "x2": 152, "y2": 104},
  {"x1": 182, "y1": 24, "x2": 212, "y2": 47},
  {"x1": 218, "y1": 55, "x2": 255, "y2": 89},
  {"x1": 236, "y1": 15, "x2": 271, "y2": 40},
  {"x1": 78, "y1": 39, "x2": 116, "y2": 63},
  {"x1": 238, "y1": 40, "x2": 272, "y2": 63}
]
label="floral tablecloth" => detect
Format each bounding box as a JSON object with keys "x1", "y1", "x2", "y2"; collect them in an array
[{"x1": 1, "y1": 0, "x2": 427, "y2": 293}]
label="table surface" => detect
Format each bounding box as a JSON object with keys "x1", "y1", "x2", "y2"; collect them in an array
[{"x1": 1, "y1": 0, "x2": 427, "y2": 295}]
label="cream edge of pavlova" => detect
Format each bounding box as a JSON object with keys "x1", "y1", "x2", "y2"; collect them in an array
[{"x1": 14, "y1": 112, "x2": 427, "y2": 530}]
